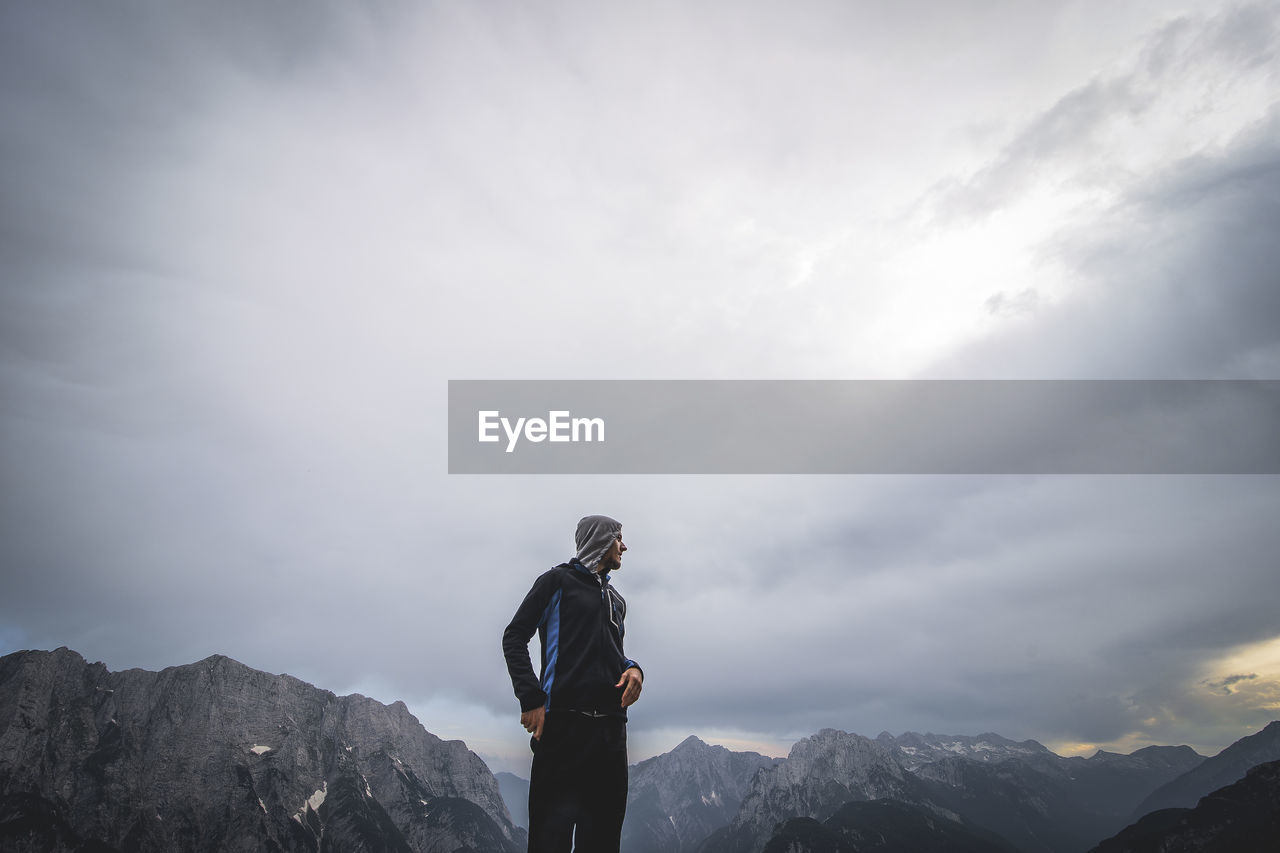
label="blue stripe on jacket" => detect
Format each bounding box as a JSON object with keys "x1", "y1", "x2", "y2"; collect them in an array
[{"x1": 539, "y1": 588, "x2": 562, "y2": 711}]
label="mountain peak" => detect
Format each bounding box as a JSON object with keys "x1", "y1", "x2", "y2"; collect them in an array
[
  {"x1": 0, "y1": 648, "x2": 524, "y2": 852},
  {"x1": 195, "y1": 653, "x2": 238, "y2": 666}
]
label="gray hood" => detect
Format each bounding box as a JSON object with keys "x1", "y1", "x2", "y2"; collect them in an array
[{"x1": 574, "y1": 515, "x2": 621, "y2": 571}]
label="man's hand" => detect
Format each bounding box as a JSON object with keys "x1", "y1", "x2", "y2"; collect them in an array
[
  {"x1": 521, "y1": 706, "x2": 546, "y2": 740},
  {"x1": 616, "y1": 667, "x2": 643, "y2": 708}
]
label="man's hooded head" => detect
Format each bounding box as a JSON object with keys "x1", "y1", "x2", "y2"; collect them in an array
[{"x1": 575, "y1": 515, "x2": 622, "y2": 572}]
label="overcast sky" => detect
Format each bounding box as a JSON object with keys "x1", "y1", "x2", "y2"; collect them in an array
[{"x1": 2, "y1": 0, "x2": 1278, "y2": 777}]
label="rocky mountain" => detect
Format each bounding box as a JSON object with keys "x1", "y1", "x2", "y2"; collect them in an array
[
  {"x1": 875, "y1": 731, "x2": 1058, "y2": 773},
  {"x1": 875, "y1": 731, "x2": 1203, "y2": 817},
  {"x1": 913, "y1": 743, "x2": 1207, "y2": 851},
  {"x1": 696, "y1": 727, "x2": 1207, "y2": 853},
  {"x1": 621, "y1": 735, "x2": 781, "y2": 853},
  {"x1": 1131, "y1": 719, "x2": 1280, "y2": 816},
  {"x1": 699, "y1": 729, "x2": 933, "y2": 853},
  {"x1": 0, "y1": 648, "x2": 525, "y2": 852},
  {"x1": 762, "y1": 799, "x2": 1019, "y2": 853},
  {"x1": 1089, "y1": 759, "x2": 1280, "y2": 853}
]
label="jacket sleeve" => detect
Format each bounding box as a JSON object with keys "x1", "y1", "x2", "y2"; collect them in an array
[{"x1": 502, "y1": 570, "x2": 558, "y2": 713}]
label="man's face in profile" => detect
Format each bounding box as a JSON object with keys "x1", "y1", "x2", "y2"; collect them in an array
[{"x1": 600, "y1": 533, "x2": 627, "y2": 572}]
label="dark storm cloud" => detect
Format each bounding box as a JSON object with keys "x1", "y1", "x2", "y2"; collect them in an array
[{"x1": 617, "y1": 473, "x2": 1280, "y2": 751}]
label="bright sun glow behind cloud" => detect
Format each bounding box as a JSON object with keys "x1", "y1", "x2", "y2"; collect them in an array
[
  {"x1": 857, "y1": 7, "x2": 1280, "y2": 376},
  {"x1": 1205, "y1": 635, "x2": 1280, "y2": 707},
  {"x1": 1051, "y1": 635, "x2": 1280, "y2": 759}
]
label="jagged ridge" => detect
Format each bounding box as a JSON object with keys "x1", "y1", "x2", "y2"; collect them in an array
[
  {"x1": 622, "y1": 735, "x2": 782, "y2": 853},
  {"x1": 0, "y1": 648, "x2": 525, "y2": 852},
  {"x1": 698, "y1": 727, "x2": 1209, "y2": 853}
]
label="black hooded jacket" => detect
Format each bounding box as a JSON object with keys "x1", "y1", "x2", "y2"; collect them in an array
[{"x1": 503, "y1": 558, "x2": 641, "y2": 717}]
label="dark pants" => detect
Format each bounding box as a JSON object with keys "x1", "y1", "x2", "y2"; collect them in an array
[{"x1": 528, "y1": 712, "x2": 628, "y2": 853}]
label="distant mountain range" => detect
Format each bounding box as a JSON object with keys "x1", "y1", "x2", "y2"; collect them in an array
[
  {"x1": 2, "y1": 648, "x2": 1276, "y2": 853},
  {"x1": 605, "y1": 724, "x2": 1278, "y2": 853},
  {"x1": 605, "y1": 723, "x2": 1279, "y2": 853}
]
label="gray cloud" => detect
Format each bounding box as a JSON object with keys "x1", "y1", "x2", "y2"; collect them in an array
[
  {"x1": 2, "y1": 0, "x2": 1277, "y2": 776},
  {"x1": 922, "y1": 2, "x2": 1279, "y2": 223},
  {"x1": 932, "y1": 100, "x2": 1280, "y2": 379}
]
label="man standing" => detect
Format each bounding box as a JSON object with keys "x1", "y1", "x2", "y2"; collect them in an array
[{"x1": 502, "y1": 515, "x2": 644, "y2": 853}]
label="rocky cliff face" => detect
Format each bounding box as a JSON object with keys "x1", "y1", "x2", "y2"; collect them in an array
[
  {"x1": 622, "y1": 735, "x2": 781, "y2": 853},
  {"x1": 700, "y1": 729, "x2": 929, "y2": 853},
  {"x1": 0, "y1": 648, "x2": 524, "y2": 852}
]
